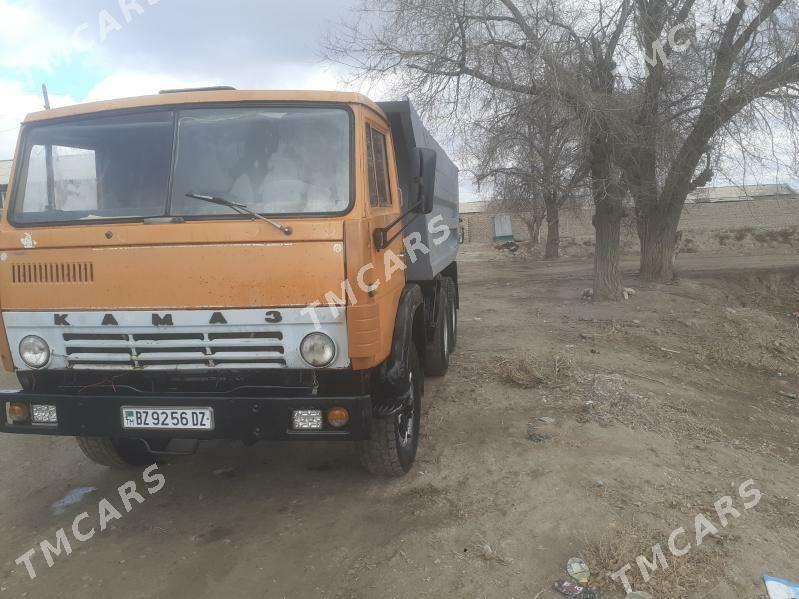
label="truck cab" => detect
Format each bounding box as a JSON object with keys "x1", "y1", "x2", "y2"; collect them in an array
[{"x1": 0, "y1": 89, "x2": 459, "y2": 476}]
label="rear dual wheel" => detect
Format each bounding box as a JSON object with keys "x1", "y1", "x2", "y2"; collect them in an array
[
  {"x1": 444, "y1": 277, "x2": 458, "y2": 352},
  {"x1": 425, "y1": 278, "x2": 455, "y2": 376}
]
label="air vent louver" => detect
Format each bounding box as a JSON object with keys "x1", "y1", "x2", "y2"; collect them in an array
[{"x1": 11, "y1": 263, "x2": 94, "y2": 284}]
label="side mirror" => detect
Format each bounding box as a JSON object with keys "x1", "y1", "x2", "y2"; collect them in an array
[{"x1": 412, "y1": 147, "x2": 437, "y2": 214}]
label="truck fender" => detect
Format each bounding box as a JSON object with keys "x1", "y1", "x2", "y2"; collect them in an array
[{"x1": 372, "y1": 284, "x2": 424, "y2": 417}]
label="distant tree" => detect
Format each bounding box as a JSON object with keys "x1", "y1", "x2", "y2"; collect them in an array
[
  {"x1": 328, "y1": 0, "x2": 799, "y2": 295},
  {"x1": 484, "y1": 170, "x2": 548, "y2": 245},
  {"x1": 326, "y1": 0, "x2": 638, "y2": 298},
  {"x1": 617, "y1": 0, "x2": 799, "y2": 282},
  {"x1": 473, "y1": 96, "x2": 587, "y2": 258}
]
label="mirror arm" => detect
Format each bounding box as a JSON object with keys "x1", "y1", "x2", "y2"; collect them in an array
[{"x1": 373, "y1": 199, "x2": 424, "y2": 251}]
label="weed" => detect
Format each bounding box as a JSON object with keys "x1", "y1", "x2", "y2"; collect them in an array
[{"x1": 497, "y1": 352, "x2": 576, "y2": 388}]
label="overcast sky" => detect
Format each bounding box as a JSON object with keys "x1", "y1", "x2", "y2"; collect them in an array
[
  {"x1": 2, "y1": 1, "x2": 792, "y2": 199},
  {"x1": 0, "y1": 0, "x2": 479, "y2": 200}
]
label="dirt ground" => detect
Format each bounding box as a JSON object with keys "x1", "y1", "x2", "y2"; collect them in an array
[{"x1": 1, "y1": 246, "x2": 798, "y2": 598}]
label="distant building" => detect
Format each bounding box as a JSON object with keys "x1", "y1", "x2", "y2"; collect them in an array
[
  {"x1": 687, "y1": 183, "x2": 796, "y2": 203},
  {"x1": 0, "y1": 153, "x2": 99, "y2": 211},
  {"x1": 0, "y1": 160, "x2": 11, "y2": 207},
  {"x1": 460, "y1": 184, "x2": 799, "y2": 243},
  {"x1": 460, "y1": 200, "x2": 516, "y2": 242}
]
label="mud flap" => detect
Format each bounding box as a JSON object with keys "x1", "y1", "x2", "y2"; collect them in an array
[{"x1": 372, "y1": 284, "x2": 424, "y2": 418}]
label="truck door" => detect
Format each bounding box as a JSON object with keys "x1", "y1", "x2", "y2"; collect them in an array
[
  {"x1": 345, "y1": 114, "x2": 407, "y2": 369},
  {"x1": 363, "y1": 117, "x2": 405, "y2": 295}
]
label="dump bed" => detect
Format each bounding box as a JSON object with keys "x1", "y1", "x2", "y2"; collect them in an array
[{"x1": 377, "y1": 101, "x2": 459, "y2": 281}]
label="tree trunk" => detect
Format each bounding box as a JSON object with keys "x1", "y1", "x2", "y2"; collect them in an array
[
  {"x1": 638, "y1": 199, "x2": 684, "y2": 283},
  {"x1": 524, "y1": 216, "x2": 542, "y2": 244},
  {"x1": 589, "y1": 126, "x2": 625, "y2": 300},
  {"x1": 544, "y1": 217, "x2": 560, "y2": 259},
  {"x1": 593, "y1": 198, "x2": 624, "y2": 300}
]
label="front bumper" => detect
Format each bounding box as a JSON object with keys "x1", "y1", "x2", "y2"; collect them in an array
[{"x1": 0, "y1": 390, "x2": 372, "y2": 441}]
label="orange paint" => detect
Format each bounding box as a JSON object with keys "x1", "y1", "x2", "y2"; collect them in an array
[{"x1": 0, "y1": 91, "x2": 406, "y2": 372}]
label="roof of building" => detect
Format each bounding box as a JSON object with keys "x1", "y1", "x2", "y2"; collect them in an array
[
  {"x1": 460, "y1": 200, "x2": 491, "y2": 214},
  {"x1": 22, "y1": 90, "x2": 385, "y2": 124},
  {"x1": 687, "y1": 184, "x2": 796, "y2": 203},
  {"x1": 0, "y1": 160, "x2": 11, "y2": 187},
  {"x1": 462, "y1": 184, "x2": 799, "y2": 213}
]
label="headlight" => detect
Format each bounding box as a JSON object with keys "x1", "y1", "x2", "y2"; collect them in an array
[
  {"x1": 19, "y1": 336, "x2": 50, "y2": 369},
  {"x1": 300, "y1": 333, "x2": 336, "y2": 368}
]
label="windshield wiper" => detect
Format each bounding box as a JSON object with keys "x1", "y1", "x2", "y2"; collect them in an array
[{"x1": 185, "y1": 193, "x2": 292, "y2": 235}]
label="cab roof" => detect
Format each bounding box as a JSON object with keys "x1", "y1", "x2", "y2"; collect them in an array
[{"x1": 23, "y1": 90, "x2": 386, "y2": 123}]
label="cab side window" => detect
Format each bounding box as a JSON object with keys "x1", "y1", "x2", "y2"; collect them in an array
[{"x1": 366, "y1": 124, "x2": 391, "y2": 208}]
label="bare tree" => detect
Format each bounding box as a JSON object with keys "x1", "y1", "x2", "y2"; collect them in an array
[
  {"x1": 473, "y1": 95, "x2": 587, "y2": 258},
  {"x1": 326, "y1": 0, "x2": 638, "y2": 298},
  {"x1": 327, "y1": 0, "x2": 799, "y2": 295},
  {"x1": 483, "y1": 171, "x2": 548, "y2": 244},
  {"x1": 617, "y1": 0, "x2": 799, "y2": 282}
]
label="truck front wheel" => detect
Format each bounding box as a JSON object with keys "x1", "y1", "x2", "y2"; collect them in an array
[
  {"x1": 359, "y1": 346, "x2": 423, "y2": 476},
  {"x1": 76, "y1": 437, "x2": 166, "y2": 469}
]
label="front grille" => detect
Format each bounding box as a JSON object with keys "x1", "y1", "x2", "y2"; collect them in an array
[
  {"x1": 62, "y1": 330, "x2": 286, "y2": 370},
  {"x1": 12, "y1": 262, "x2": 94, "y2": 284}
]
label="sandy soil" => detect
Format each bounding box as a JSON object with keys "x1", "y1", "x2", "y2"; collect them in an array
[{"x1": 0, "y1": 246, "x2": 798, "y2": 598}]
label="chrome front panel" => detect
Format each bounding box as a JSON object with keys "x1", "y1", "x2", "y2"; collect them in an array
[{"x1": 4, "y1": 308, "x2": 349, "y2": 371}]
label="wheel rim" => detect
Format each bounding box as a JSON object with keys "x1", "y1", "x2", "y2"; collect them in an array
[{"x1": 397, "y1": 371, "x2": 415, "y2": 447}]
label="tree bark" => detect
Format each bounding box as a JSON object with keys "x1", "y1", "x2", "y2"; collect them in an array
[
  {"x1": 593, "y1": 197, "x2": 624, "y2": 300},
  {"x1": 543, "y1": 190, "x2": 561, "y2": 260},
  {"x1": 523, "y1": 216, "x2": 543, "y2": 244},
  {"x1": 638, "y1": 200, "x2": 683, "y2": 283},
  {"x1": 589, "y1": 124, "x2": 625, "y2": 300},
  {"x1": 544, "y1": 216, "x2": 560, "y2": 259}
]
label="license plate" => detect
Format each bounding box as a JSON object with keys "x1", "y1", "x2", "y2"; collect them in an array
[{"x1": 121, "y1": 407, "x2": 214, "y2": 431}]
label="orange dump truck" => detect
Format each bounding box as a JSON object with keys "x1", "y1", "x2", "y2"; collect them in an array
[{"x1": 0, "y1": 89, "x2": 459, "y2": 476}]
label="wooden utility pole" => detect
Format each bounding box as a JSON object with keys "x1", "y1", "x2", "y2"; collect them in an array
[{"x1": 42, "y1": 84, "x2": 56, "y2": 210}]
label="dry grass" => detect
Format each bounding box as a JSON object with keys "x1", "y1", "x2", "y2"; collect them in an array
[
  {"x1": 582, "y1": 374, "x2": 723, "y2": 441},
  {"x1": 693, "y1": 308, "x2": 799, "y2": 378},
  {"x1": 496, "y1": 351, "x2": 577, "y2": 389},
  {"x1": 581, "y1": 521, "x2": 728, "y2": 597},
  {"x1": 473, "y1": 537, "x2": 514, "y2": 565}
]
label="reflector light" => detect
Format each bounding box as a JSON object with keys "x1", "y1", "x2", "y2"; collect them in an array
[
  {"x1": 293, "y1": 410, "x2": 323, "y2": 430},
  {"x1": 31, "y1": 404, "x2": 58, "y2": 425}
]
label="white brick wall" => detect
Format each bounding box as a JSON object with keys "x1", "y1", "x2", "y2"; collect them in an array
[{"x1": 460, "y1": 197, "x2": 799, "y2": 243}]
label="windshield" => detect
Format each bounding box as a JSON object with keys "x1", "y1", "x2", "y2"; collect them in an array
[{"x1": 11, "y1": 106, "x2": 352, "y2": 224}]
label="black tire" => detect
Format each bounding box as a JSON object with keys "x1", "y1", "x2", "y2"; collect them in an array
[
  {"x1": 444, "y1": 277, "x2": 457, "y2": 352},
  {"x1": 359, "y1": 346, "x2": 423, "y2": 477},
  {"x1": 76, "y1": 437, "x2": 164, "y2": 469},
  {"x1": 424, "y1": 284, "x2": 451, "y2": 377}
]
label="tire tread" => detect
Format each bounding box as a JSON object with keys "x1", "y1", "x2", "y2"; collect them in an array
[
  {"x1": 359, "y1": 417, "x2": 407, "y2": 477},
  {"x1": 444, "y1": 277, "x2": 457, "y2": 351},
  {"x1": 425, "y1": 282, "x2": 450, "y2": 377},
  {"x1": 76, "y1": 437, "x2": 137, "y2": 469},
  {"x1": 359, "y1": 348, "x2": 422, "y2": 477}
]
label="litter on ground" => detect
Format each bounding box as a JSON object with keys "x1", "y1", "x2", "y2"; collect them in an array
[{"x1": 764, "y1": 576, "x2": 799, "y2": 599}]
